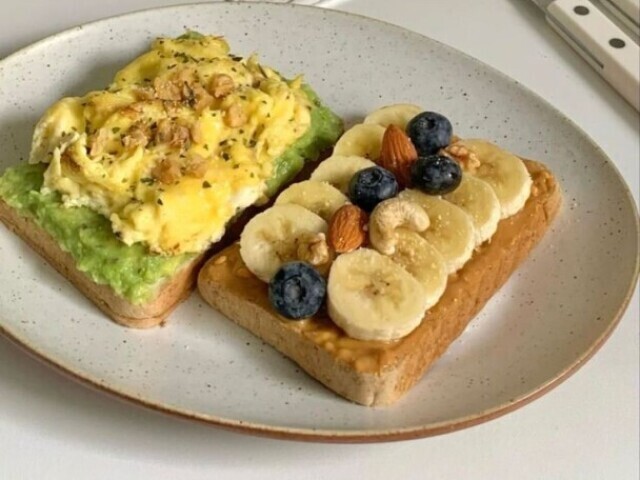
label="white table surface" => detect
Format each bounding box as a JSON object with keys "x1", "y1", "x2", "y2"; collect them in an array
[{"x1": 0, "y1": 0, "x2": 638, "y2": 478}]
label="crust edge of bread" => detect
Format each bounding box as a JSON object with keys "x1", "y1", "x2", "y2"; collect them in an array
[
  {"x1": 197, "y1": 159, "x2": 562, "y2": 406},
  {"x1": 0, "y1": 198, "x2": 206, "y2": 328}
]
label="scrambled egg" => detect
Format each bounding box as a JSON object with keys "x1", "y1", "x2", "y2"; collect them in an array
[{"x1": 30, "y1": 34, "x2": 312, "y2": 255}]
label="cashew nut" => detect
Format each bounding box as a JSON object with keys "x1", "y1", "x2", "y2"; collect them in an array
[{"x1": 369, "y1": 198, "x2": 430, "y2": 255}]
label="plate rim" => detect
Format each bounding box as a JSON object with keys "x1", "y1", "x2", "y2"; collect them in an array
[{"x1": 0, "y1": 1, "x2": 638, "y2": 443}]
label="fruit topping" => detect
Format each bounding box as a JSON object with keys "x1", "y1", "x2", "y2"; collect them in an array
[
  {"x1": 310, "y1": 155, "x2": 377, "y2": 194},
  {"x1": 239, "y1": 204, "x2": 327, "y2": 282},
  {"x1": 275, "y1": 180, "x2": 349, "y2": 222},
  {"x1": 364, "y1": 104, "x2": 423, "y2": 130},
  {"x1": 332, "y1": 124, "x2": 386, "y2": 159},
  {"x1": 410, "y1": 155, "x2": 462, "y2": 195},
  {"x1": 268, "y1": 262, "x2": 327, "y2": 320},
  {"x1": 327, "y1": 249, "x2": 428, "y2": 341},
  {"x1": 406, "y1": 112, "x2": 453, "y2": 156},
  {"x1": 348, "y1": 166, "x2": 399, "y2": 212}
]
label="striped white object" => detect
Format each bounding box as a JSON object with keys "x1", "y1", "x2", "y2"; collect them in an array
[
  {"x1": 601, "y1": 0, "x2": 640, "y2": 36},
  {"x1": 542, "y1": 0, "x2": 640, "y2": 110}
]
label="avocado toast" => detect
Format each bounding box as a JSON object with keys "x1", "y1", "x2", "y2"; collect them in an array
[{"x1": 0, "y1": 32, "x2": 342, "y2": 328}]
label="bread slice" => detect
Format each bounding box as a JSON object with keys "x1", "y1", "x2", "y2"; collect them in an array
[
  {"x1": 0, "y1": 150, "x2": 332, "y2": 329},
  {"x1": 197, "y1": 160, "x2": 562, "y2": 406}
]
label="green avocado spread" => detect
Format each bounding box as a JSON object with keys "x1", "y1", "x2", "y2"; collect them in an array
[{"x1": 0, "y1": 88, "x2": 342, "y2": 304}]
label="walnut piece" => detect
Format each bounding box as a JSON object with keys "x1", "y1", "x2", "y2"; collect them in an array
[
  {"x1": 151, "y1": 157, "x2": 182, "y2": 184},
  {"x1": 153, "y1": 77, "x2": 182, "y2": 101},
  {"x1": 122, "y1": 124, "x2": 150, "y2": 149},
  {"x1": 154, "y1": 118, "x2": 190, "y2": 148},
  {"x1": 191, "y1": 83, "x2": 214, "y2": 113},
  {"x1": 120, "y1": 103, "x2": 144, "y2": 119},
  {"x1": 88, "y1": 128, "x2": 108, "y2": 157},
  {"x1": 155, "y1": 118, "x2": 173, "y2": 144},
  {"x1": 444, "y1": 142, "x2": 481, "y2": 173},
  {"x1": 134, "y1": 86, "x2": 156, "y2": 101},
  {"x1": 209, "y1": 74, "x2": 235, "y2": 98},
  {"x1": 225, "y1": 103, "x2": 247, "y2": 128},
  {"x1": 169, "y1": 124, "x2": 191, "y2": 148},
  {"x1": 183, "y1": 154, "x2": 208, "y2": 178},
  {"x1": 297, "y1": 232, "x2": 330, "y2": 266}
]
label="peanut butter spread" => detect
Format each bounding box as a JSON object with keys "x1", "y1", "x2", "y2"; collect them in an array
[{"x1": 200, "y1": 160, "x2": 560, "y2": 373}]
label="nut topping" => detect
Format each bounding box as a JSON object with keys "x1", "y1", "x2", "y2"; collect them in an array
[
  {"x1": 327, "y1": 204, "x2": 368, "y2": 253},
  {"x1": 151, "y1": 156, "x2": 182, "y2": 184},
  {"x1": 209, "y1": 74, "x2": 235, "y2": 98},
  {"x1": 378, "y1": 125, "x2": 418, "y2": 187},
  {"x1": 444, "y1": 142, "x2": 481, "y2": 173},
  {"x1": 368, "y1": 198, "x2": 429, "y2": 255},
  {"x1": 297, "y1": 232, "x2": 331, "y2": 266},
  {"x1": 225, "y1": 103, "x2": 247, "y2": 128}
]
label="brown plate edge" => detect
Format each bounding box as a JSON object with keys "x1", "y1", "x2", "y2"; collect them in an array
[{"x1": 0, "y1": 243, "x2": 637, "y2": 444}]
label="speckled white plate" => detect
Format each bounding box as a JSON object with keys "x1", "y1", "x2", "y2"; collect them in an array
[{"x1": 0, "y1": 3, "x2": 637, "y2": 443}]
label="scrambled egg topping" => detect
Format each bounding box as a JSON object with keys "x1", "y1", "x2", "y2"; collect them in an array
[{"x1": 30, "y1": 34, "x2": 312, "y2": 255}]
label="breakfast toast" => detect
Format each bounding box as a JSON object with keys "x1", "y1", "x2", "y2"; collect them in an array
[
  {"x1": 198, "y1": 160, "x2": 560, "y2": 405},
  {"x1": 198, "y1": 105, "x2": 561, "y2": 406},
  {"x1": 0, "y1": 33, "x2": 342, "y2": 327}
]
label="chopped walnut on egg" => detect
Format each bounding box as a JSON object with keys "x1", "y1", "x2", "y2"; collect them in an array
[
  {"x1": 208, "y1": 74, "x2": 235, "y2": 98},
  {"x1": 88, "y1": 128, "x2": 108, "y2": 157},
  {"x1": 151, "y1": 156, "x2": 182, "y2": 184},
  {"x1": 183, "y1": 154, "x2": 208, "y2": 178},
  {"x1": 225, "y1": 103, "x2": 247, "y2": 128}
]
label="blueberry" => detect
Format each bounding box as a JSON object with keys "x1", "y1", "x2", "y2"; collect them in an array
[
  {"x1": 411, "y1": 155, "x2": 462, "y2": 195},
  {"x1": 348, "y1": 166, "x2": 399, "y2": 211},
  {"x1": 406, "y1": 112, "x2": 453, "y2": 156},
  {"x1": 268, "y1": 262, "x2": 326, "y2": 320}
]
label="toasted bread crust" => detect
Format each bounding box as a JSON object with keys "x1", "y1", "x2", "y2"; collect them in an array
[
  {"x1": 0, "y1": 198, "x2": 207, "y2": 328},
  {"x1": 197, "y1": 160, "x2": 562, "y2": 406}
]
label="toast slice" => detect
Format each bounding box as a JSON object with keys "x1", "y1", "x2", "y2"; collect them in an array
[
  {"x1": 0, "y1": 151, "x2": 331, "y2": 328},
  {"x1": 0, "y1": 32, "x2": 344, "y2": 328},
  {"x1": 197, "y1": 160, "x2": 561, "y2": 406}
]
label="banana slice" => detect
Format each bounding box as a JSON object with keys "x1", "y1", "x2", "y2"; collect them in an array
[
  {"x1": 327, "y1": 248, "x2": 428, "y2": 341},
  {"x1": 275, "y1": 180, "x2": 349, "y2": 222},
  {"x1": 455, "y1": 139, "x2": 532, "y2": 219},
  {"x1": 399, "y1": 190, "x2": 476, "y2": 273},
  {"x1": 443, "y1": 174, "x2": 501, "y2": 245},
  {"x1": 386, "y1": 231, "x2": 448, "y2": 310},
  {"x1": 332, "y1": 124, "x2": 385, "y2": 160},
  {"x1": 239, "y1": 204, "x2": 328, "y2": 282},
  {"x1": 309, "y1": 155, "x2": 376, "y2": 193},
  {"x1": 363, "y1": 103, "x2": 423, "y2": 130}
]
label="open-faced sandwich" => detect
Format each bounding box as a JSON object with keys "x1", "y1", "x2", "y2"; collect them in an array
[
  {"x1": 198, "y1": 104, "x2": 562, "y2": 406},
  {"x1": 0, "y1": 32, "x2": 342, "y2": 328}
]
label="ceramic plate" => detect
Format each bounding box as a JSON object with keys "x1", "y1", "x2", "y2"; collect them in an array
[{"x1": 0, "y1": 3, "x2": 637, "y2": 442}]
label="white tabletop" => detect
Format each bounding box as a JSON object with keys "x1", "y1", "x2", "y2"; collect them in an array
[{"x1": 0, "y1": 1, "x2": 638, "y2": 478}]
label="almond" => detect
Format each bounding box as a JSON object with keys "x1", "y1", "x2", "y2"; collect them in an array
[
  {"x1": 328, "y1": 204, "x2": 368, "y2": 253},
  {"x1": 378, "y1": 124, "x2": 418, "y2": 187}
]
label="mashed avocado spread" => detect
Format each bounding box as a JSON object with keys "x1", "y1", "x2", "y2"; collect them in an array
[{"x1": 0, "y1": 86, "x2": 342, "y2": 304}]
